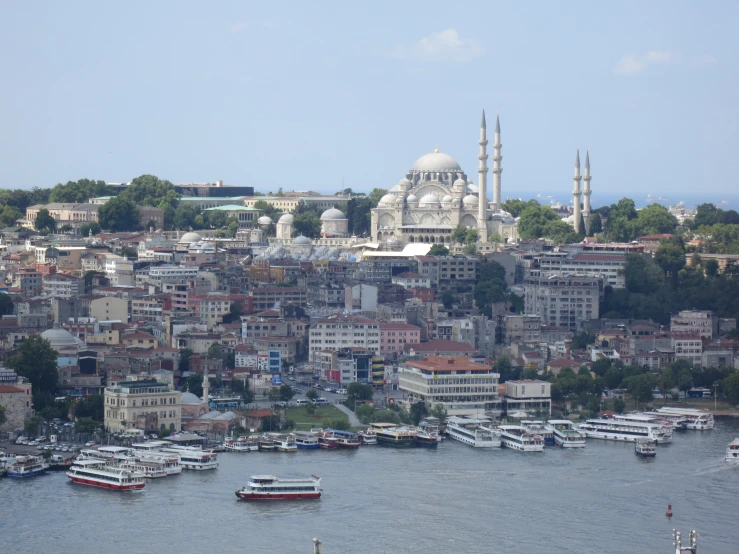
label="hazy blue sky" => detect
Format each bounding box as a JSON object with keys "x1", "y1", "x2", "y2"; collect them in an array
[{"x1": 1, "y1": 1, "x2": 737, "y2": 201}]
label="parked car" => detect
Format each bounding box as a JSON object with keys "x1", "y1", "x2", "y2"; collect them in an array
[{"x1": 84, "y1": 441, "x2": 95, "y2": 447}]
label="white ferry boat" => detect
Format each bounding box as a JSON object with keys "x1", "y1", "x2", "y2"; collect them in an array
[
  {"x1": 235, "y1": 475, "x2": 322, "y2": 501},
  {"x1": 577, "y1": 419, "x2": 672, "y2": 443},
  {"x1": 223, "y1": 436, "x2": 259, "y2": 452},
  {"x1": 446, "y1": 416, "x2": 501, "y2": 448},
  {"x1": 640, "y1": 411, "x2": 688, "y2": 431},
  {"x1": 121, "y1": 457, "x2": 168, "y2": 478},
  {"x1": 272, "y1": 434, "x2": 298, "y2": 452},
  {"x1": 128, "y1": 452, "x2": 182, "y2": 476},
  {"x1": 655, "y1": 407, "x2": 714, "y2": 430},
  {"x1": 78, "y1": 446, "x2": 130, "y2": 461},
  {"x1": 294, "y1": 432, "x2": 320, "y2": 449},
  {"x1": 160, "y1": 446, "x2": 218, "y2": 470},
  {"x1": 358, "y1": 431, "x2": 377, "y2": 445},
  {"x1": 546, "y1": 420, "x2": 586, "y2": 448},
  {"x1": 726, "y1": 439, "x2": 739, "y2": 464},
  {"x1": 634, "y1": 439, "x2": 657, "y2": 458},
  {"x1": 612, "y1": 414, "x2": 674, "y2": 441},
  {"x1": 67, "y1": 459, "x2": 145, "y2": 491},
  {"x1": 521, "y1": 420, "x2": 554, "y2": 445},
  {"x1": 6, "y1": 455, "x2": 49, "y2": 477},
  {"x1": 498, "y1": 425, "x2": 545, "y2": 452}
]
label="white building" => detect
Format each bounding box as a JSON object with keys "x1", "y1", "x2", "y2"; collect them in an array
[
  {"x1": 104, "y1": 378, "x2": 182, "y2": 434},
  {"x1": 504, "y1": 380, "x2": 552, "y2": 416},
  {"x1": 670, "y1": 310, "x2": 718, "y2": 339},
  {"x1": 309, "y1": 315, "x2": 380, "y2": 354},
  {"x1": 42, "y1": 273, "x2": 84, "y2": 298},
  {"x1": 523, "y1": 274, "x2": 603, "y2": 331},
  {"x1": 399, "y1": 356, "x2": 501, "y2": 417}
]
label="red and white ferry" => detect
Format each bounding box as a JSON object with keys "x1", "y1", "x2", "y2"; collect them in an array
[
  {"x1": 67, "y1": 459, "x2": 145, "y2": 491},
  {"x1": 235, "y1": 475, "x2": 321, "y2": 501}
]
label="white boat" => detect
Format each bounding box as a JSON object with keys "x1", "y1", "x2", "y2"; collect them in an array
[
  {"x1": 577, "y1": 419, "x2": 672, "y2": 443},
  {"x1": 612, "y1": 414, "x2": 673, "y2": 442},
  {"x1": 128, "y1": 452, "x2": 182, "y2": 476},
  {"x1": 6, "y1": 455, "x2": 49, "y2": 477},
  {"x1": 78, "y1": 446, "x2": 130, "y2": 461},
  {"x1": 120, "y1": 457, "x2": 168, "y2": 478},
  {"x1": 635, "y1": 439, "x2": 657, "y2": 458},
  {"x1": 67, "y1": 459, "x2": 145, "y2": 491},
  {"x1": 358, "y1": 431, "x2": 377, "y2": 445},
  {"x1": 546, "y1": 420, "x2": 586, "y2": 448},
  {"x1": 655, "y1": 407, "x2": 714, "y2": 430},
  {"x1": 272, "y1": 434, "x2": 298, "y2": 452},
  {"x1": 160, "y1": 446, "x2": 218, "y2": 470},
  {"x1": 223, "y1": 436, "x2": 259, "y2": 452},
  {"x1": 294, "y1": 432, "x2": 320, "y2": 449},
  {"x1": 235, "y1": 475, "x2": 322, "y2": 501},
  {"x1": 640, "y1": 411, "x2": 688, "y2": 431},
  {"x1": 446, "y1": 416, "x2": 500, "y2": 448},
  {"x1": 521, "y1": 420, "x2": 554, "y2": 445},
  {"x1": 726, "y1": 439, "x2": 739, "y2": 464},
  {"x1": 498, "y1": 425, "x2": 545, "y2": 452}
]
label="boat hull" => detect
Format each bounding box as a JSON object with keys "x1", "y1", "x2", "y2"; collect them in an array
[
  {"x1": 296, "y1": 442, "x2": 320, "y2": 449},
  {"x1": 635, "y1": 451, "x2": 656, "y2": 458},
  {"x1": 415, "y1": 439, "x2": 439, "y2": 448},
  {"x1": 554, "y1": 437, "x2": 586, "y2": 448},
  {"x1": 582, "y1": 431, "x2": 669, "y2": 443},
  {"x1": 376, "y1": 436, "x2": 416, "y2": 448},
  {"x1": 500, "y1": 438, "x2": 544, "y2": 452},
  {"x1": 235, "y1": 491, "x2": 321, "y2": 501},
  {"x1": 7, "y1": 468, "x2": 47, "y2": 478},
  {"x1": 181, "y1": 462, "x2": 219, "y2": 470},
  {"x1": 67, "y1": 475, "x2": 145, "y2": 491}
]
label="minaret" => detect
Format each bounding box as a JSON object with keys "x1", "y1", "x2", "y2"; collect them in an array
[
  {"x1": 202, "y1": 368, "x2": 210, "y2": 407},
  {"x1": 492, "y1": 115, "x2": 502, "y2": 211},
  {"x1": 572, "y1": 150, "x2": 582, "y2": 234},
  {"x1": 477, "y1": 109, "x2": 488, "y2": 241},
  {"x1": 583, "y1": 151, "x2": 592, "y2": 235}
]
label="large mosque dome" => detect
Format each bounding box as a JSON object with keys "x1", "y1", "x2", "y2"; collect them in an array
[
  {"x1": 412, "y1": 150, "x2": 462, "y2": 172},
  {"x1": 181, "y1": 392, "x2": 202, "y2": 405},
  {"x1": 178, "y1": 232, "x2": 202, "y2": 244},
  {"x1": 41, "y1": 324, "x2": 84, "y2": 348}
]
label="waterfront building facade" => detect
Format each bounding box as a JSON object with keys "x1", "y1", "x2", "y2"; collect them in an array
[
  {"x1": 504, "y1": 380, "x2": 552, "y2": 416},
  {"x1": 104, "y1": 379, "x2": 182, "y2": 433}
]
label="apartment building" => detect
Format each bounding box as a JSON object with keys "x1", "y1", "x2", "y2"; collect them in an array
[
  {"x1": 309, "y1": 315, "x2": 380, "y2": 354},
  {"x1": 391, "y1": 272, "x2": 431, "y2": 290},
  {"x1": 249, "y1": 287, "x2": 307, "y2": 312},
  {"x1": 672, "y1": 333, "x2": 703, "y2": 367},
  {"x1": 378, "y1": 322, "x2": 421, "y2": 356},
  {"x1": 670, "y1": 310, "x2": 718, "y2": 339},
  {"x1": 11, "y1": 268, "x2": 42, "y2": 296},
  {"x1": 358, "y1": 258, "x2": 418, "y2": 283},
  {"x1": 498, "y1": 314, "x2": 542, "y2": 345},
  {"x1": 523, "y1": 274, "x2": 603, "y2": 331},
  {"x1": 42, "y1": 273, "x2": 84, "y2": 298},
  {"x1": 504, "y1": 380, "x2": 552, "y2": 416},
  {"x1": 415, "y1": 256, "x2": 480, "y2": 288},
  {"x1": 539, "y1": 252, "x2": 626, "y2": 288}
]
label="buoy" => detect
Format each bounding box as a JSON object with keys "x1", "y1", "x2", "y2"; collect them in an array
[{"x1": 666, "y1": 504, "x2": 673, "y2": 517}]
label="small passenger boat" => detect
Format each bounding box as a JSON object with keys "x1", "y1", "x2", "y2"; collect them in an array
[
  {"x1": 6, "y1": 455, "x2": 49, "y2": 477},
  {"x1": 635, "y1": 439, "x2": 657, "y2": 458},
  {"x1": 295, "y1": 432, "x2": 320, "y2": 449},
  {"x1": 725, "y1": 438, "x2": 739, "y2": 464},
  {"x1": 235, "y1": 475, "x2": 321, "y2": 501}
]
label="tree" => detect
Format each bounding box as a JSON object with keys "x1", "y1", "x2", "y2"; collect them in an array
[
  {"x1": 179, "y1": 348, "x2": 193, "y2": 374},
  {"x1": 517, "y1": 205, "x2": 562, "y2": 239},
  {"x1": 501, "y1": 198, "x2": 539, "y2": 218},
  {"x1": 572, "y1": 331, "x2": 596, "y2": 350},
  {"x1": 280, "y1": 384, "x2": 295, "y2": 402},
  {"x1": 655, "y1": 238, "x2": 686, "y2": 284},
  {"x1": 75, "y1": 395, "x2": 104, "y2": 421},
  {"x1": 677, "y1": 369, "x2": 694, "y2": 395},
  {"x1": 488, "y1": 232, "x2": 503, "y2": 249},
  {"x1": 0, "y1": 404, "x2": 6, "y2": 426},
  {"x1": 185, "y1": 374, "x2": 204, "y2": 398},
  {"x1": 634, "y1": 204, "x2": 678, "y2": 236},
  {"x1": 305, "y1": 388, "x2": 319, "y2": 402},
  {"x1": 451, "y1": 225, "x2": 468, "y2": 244},
  {"x1": 428, "y1": 244, "x2": 450, "y2": 256},
  {"x1": 0, "y1": 205, "x2": 23, "y2": 227},
  {"x1": 368, "y1": 188, "x2": 388, "y2": 207},
  {"x1": 693, "y1": 203, "x2": 721, "y2": 228},
  {"x1": 5, "y1": 336, "x2": 58, "y2": 394},
  {"x1": 207, "y1": 343, "x2": 222, "y2": 360},
  {"x1": 0, "y1": 293, "x2": 13, "y2": 316},
  {"x1": 34, "y1": 208, "x2": 56, "y2": 233},
  {"x1": 612, "y1": 398, "x2": 626, "y2": 414},
  {"x1": 409, "y1": 401, "x2": 428, "y2": 426},
  {"x1": 441, "y1": 290, "x2": 454, "y2": 309},
  {"x1": 705, "y1": 259, "x2": 719, "y2": 277},
  {"x1": 430, "y1": 404, "x2": 447, "y2": 424},
  {"x1": 79, "y1": 221, "x2": 101, "y2": 236},
  {"x1": 463, "y1": 243, "x2": 478, "y2": 256},
  {"x1": 346, "y1": 196, "x2": 373, "y2": 236},
  {"x1": 721, "y1": 372, "x2": 739, "y2": 406},
  {"x1": 660, "y1": 367, "x2": 675, "y2": 398},
  {"x1": 98, "y1": 196, "x2": 141, "y2": 231},
  {"x1": 48, "y1": 178, "x2": 112, "y2": 203},
  {"x1": 25, "y1": 415, "x2": 42, "y2": 436},
  {"x1": 293, "y1": 211, "x2": 321, "y2": 238},
  {"x1": 347, "y1": 382, "x2": 373, "y2": 401},
  {"x1": 268, "y1": 387, "x2": 281, "y2": 404},
  {"x1": 174, "y1": 203, "x2": 198, "y2": 230},
  {"x1": 75, "y1": 417, "x2": 99, "y2": 434}
]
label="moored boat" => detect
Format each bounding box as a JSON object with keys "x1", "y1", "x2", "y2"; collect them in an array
[
  {"x1": 546, "y1": 420, "x2": 586, "y2": 448},
  {"x1": 67, "y1": 459, "x2": 145, "y2": 491},
  {"x1": 521, "y1": 420, "x2": 554, "y2": 445},
  {"x1": 6, "y1": 455, "x2": 49, "y2": 477},
  {"x1": 498, "y1": 425, "x2": 545, "y2": 452},
  {"x1": 446, "y1": 416, "x2": 500, "y2": 448},
  {"x1": 258, "y1": 435, "x2": 277, "y2": 451},
  {"x1": 223, "y1": 436, "x2": 259, "y2": 452},
  {"x1": 235, "y1": 474, "x2": 321, "y2": 500},
  {"x1": 160, "y1": 446, "x2": 218, "y2": 470},
  {"x1": 415, "y1": 429, "x2": 440, "y2": 448},
  {"x1": 294, "y1": 432, "x2": 320, "y2": 449},
  {"x1": 577, "y1": 418, "x2": 671, "y2": 444},
  {"x1": 725, "y1": 438, "x2": 739, "y2": 464},
  {"x1": 655, "y1": 407, "x2": 714, "y2": 430},
  {"x1": 369, "y1": 423, "x2": 417, "y2": 448},
  {"x1": 272, "y1": 434, "x2": 298, "y2": 452},
  {"x1": 325, "y1": 429, "x2": 361, "y2": 448},
  {"x1": 358, "y1": 431, "x2": 377, "y2": 445},
  {"x1": 635, "y1": 439, "x2": 657, "y2": 458},
  {"x1": 318, "y1": 433, "x2": 339, "y2": 449}
]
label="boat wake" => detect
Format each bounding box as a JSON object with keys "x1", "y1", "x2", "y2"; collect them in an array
[{"x1": 694, "y1": 463, "x2": 734, "y2": 475}]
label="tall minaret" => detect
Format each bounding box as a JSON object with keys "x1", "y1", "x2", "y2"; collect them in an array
[
  {"x1": 492, "y1": 115, "x2": 502, "y2": 211},
  {"x1": 573, "y1": 150, "x2": 582, "y2": 234},
  {"x1": 582, "y1": 151, "x2": 592, "y2": 235},
  {"x1": 477, "y1": 109, "x2": 488, "y2": 241},
  {"x1": 202, "y1": 368, "x2": 210, "y2": 407}
]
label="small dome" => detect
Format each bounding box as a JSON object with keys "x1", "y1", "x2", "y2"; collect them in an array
[
  {"x1": 379, "y1": 194, "x2": 397, "y2": 206},
  {"x1": 278, "y1": 213, "x2": 294, "y2": 224},
  {"x1": 412, "y1": 151, "x2": 462, "y2": 172},
  {"x1": 293, "y1": 235, "x2": 312, "y2": 245},
  {"x1": 179, "y1": 231, "x2": 202, "y2": 243},
  {"x1": 41, "y1": 324, "x2": 83, "y2": 348},
  {"x1": 453, "y1": 178, "x2": 468, "y2": 189},
  {"x1": 406, "y1": 194, "x2": 418, "y2": 203},
  {"x1": 398, "y1": 178, "x2": 412, "y2": 188},
  {"x1": 181, "y1": 392, "x2": 202, "y2": 405},
  {"x1": 441, "y1": 195, "x2": 453, "y2": 203},
  {"x1": 258, "y1": 216, "x2": 273, "y2": 225},
  {"x1": 321, "y1": 208, "x2": 347, "y2": 220},
  {"x1": 463, "y1": 194, "x2": 479, "y2": 206},
  {"x1": 386, "y1": 236, "x2": 401, "y2": 246},
  {"x1": 419, "y1": 194, "x2": 440, "y2": 207}
]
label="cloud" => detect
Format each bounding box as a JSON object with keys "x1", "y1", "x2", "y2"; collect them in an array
[
  {"x1": 613, "y1": 50, "x2": 717, "y2": 76},
  {"x1": 613, "y1": 50, "x2": 672, "y2": 75},
  {"x1": 396, "y1": 29, "x2": 483, "y2": 63}
]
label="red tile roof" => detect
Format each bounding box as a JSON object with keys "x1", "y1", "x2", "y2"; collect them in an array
[{"x1": 0, "y1": 385, "x2": 23, "y2": 393}]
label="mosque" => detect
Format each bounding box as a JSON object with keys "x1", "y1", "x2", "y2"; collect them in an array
[{"x1": 371, "y1": 110, "x2": 518, "y2": 248}]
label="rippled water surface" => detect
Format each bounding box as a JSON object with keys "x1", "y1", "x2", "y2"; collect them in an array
[{"x1": 3, "y1": 420, "x2": 739, "y2": 553}]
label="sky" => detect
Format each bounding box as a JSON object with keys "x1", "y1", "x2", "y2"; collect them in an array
[{"x1": 1, "y1": 1, "x2": 737, "y2": 204}]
